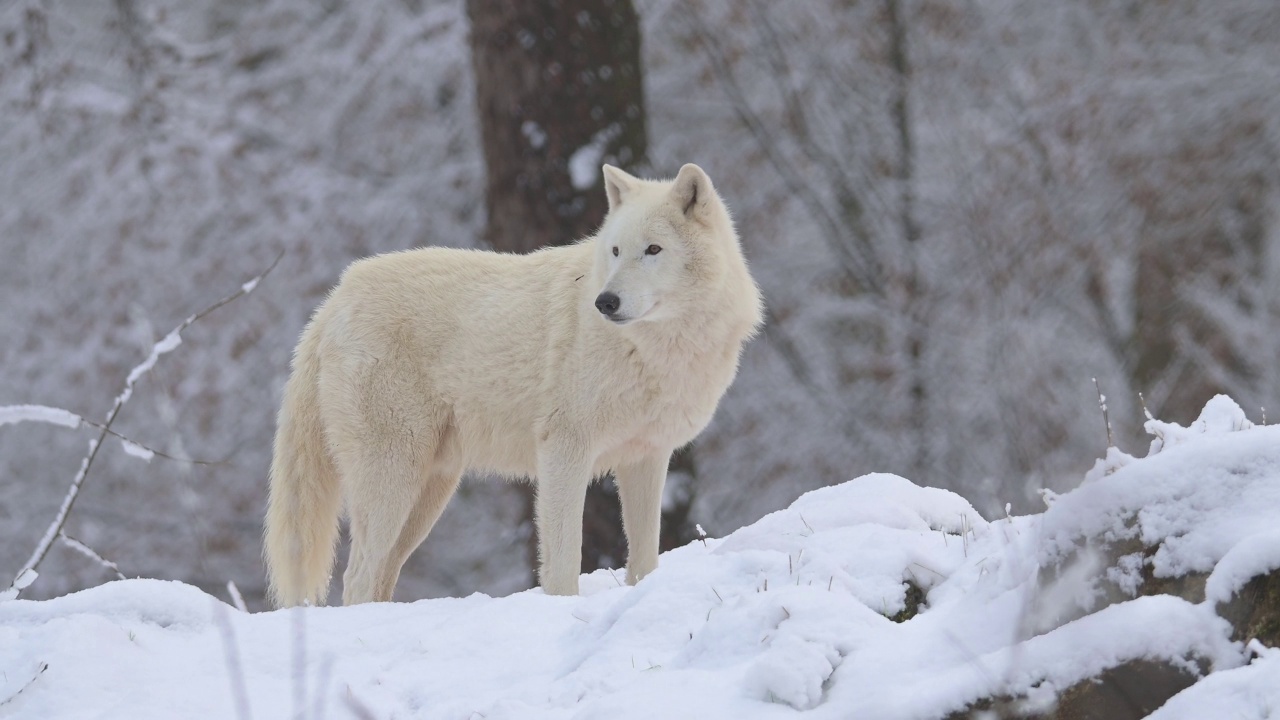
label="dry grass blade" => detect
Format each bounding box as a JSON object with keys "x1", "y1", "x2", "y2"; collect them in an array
[{"x1": 0, "y1": 662, "x2": 48, "y2": 708}]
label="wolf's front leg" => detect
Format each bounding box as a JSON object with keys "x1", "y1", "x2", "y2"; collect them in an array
[
  {"x1": 616, "y1": 451, "x2": 671, "y2": 585},
  {"x1": 534, "y1": 441, "x2": 593, "y2": 596}
]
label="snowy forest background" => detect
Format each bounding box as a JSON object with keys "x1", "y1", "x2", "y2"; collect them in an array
[{"x1": 2, "y1": 0, "x2": 1277, "y2": 611}]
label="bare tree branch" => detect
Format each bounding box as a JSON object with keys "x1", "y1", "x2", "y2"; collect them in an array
[
  {"x1": 1, "y1": 251, "x2": 283, "y2": 601},
  {"x1": 687, "y1": 7, "x2": 884, "y2": 297},
  {"x1": 57, "y1": 532, "x2": 126, "y2": 581},
  {"x1": 0, "y1": 403, "x2": 221, "y2": 465}
]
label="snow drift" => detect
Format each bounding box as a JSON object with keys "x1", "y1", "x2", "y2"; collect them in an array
[{"x1": 1, "y1": 396, "x2": 1277, "y2": 718}]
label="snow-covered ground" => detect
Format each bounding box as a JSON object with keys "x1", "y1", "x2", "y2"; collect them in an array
[{"x1": 2, "y1": 396, "x2": 1278, "y2": 719}]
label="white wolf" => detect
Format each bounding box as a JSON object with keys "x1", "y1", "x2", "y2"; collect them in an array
[{"x1": 264, "y1": 163, "x2": 763, "y2": 606}]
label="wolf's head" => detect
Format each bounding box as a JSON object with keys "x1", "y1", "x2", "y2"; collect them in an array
[{"x1": 590, "y1": 163, "x2": 759, "y2": 332}]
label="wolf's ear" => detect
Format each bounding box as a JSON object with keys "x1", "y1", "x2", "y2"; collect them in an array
[
  {"x1": 603, "y1": 164, "x2": 637, "y2": 212},
  {"x1": 671, "y1": 163, "x2": 712, "y2": 222}
]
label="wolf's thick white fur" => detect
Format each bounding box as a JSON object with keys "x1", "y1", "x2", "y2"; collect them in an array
[{"x1": 264, "y1": 164, "x2": 763, "y2": 606}]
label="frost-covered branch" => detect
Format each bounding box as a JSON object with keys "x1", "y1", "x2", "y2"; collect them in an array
[
  {"x1": 686, "y1": 7, "x2": 883, "y2": 298},
  {"x1": 1093, "y1": 377, "x2": 1114, "y2": 448},
  {"x1": 226, "y1": 581, "x2": 248, "y2": 613},
  {"x1": 0, "y1": 403, "x2": 216, "y2": 465},
  {"x1": 1, "y1": 252, "x2": 283, "y2": 602},
  {"x1": 0, "y1": 405, "x2": 81, "y2": 430},
  {"x1": 58, "y1": 532, "x2": 125, "y2": 581}
]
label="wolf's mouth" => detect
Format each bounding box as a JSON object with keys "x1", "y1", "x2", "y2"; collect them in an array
[{"x1": 610, "y1": 301, "x2": 659, "y2": 326}]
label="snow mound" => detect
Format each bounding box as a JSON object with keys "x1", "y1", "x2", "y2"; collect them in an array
[
  {"x1": 1145, "y1": 393, "x2": 1255, "y2": 454},
  {"x1": 2, "y1": 397, "x2": 1278, "y2": 718},
  {"x1": 1040, "y1": 395, "x2": 1280, "y2": 582},
  {"x1": 1148, "y1": 645, "x2": 1280, "y2": 720}
]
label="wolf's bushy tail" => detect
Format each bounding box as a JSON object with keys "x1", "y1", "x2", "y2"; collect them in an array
[{"x1": 264, "y1": 314, "x2": 341, "y2": 608}]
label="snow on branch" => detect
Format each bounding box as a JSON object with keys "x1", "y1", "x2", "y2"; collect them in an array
[
  {"x1": 1092, "y1": 377, "x2": 1114, "y2": 448},
  {"x1": 1, "y1": 252, "x2": 283, "y2": 602},
  {"x1": 0, "y1": 405, "x2": 82, "y2": 430},
  {"x1": 58, "y1": 532, "x2": 125, "y2": 581},
  {"x1": 0, "y1": 402, "x2": 211, "y2": 465}
]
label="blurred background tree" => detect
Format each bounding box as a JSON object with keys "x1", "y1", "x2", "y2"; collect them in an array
[
  {"x1": 1, "y1": 0, "x2": 1276, "y2": 609},
  {"x1": 468, "y1": 0, "x2": 646, "y2": 253}
]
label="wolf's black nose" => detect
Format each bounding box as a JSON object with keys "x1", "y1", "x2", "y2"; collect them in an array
[{"x1": 595, "y1": 292, "x2": 621, "y2": 316}]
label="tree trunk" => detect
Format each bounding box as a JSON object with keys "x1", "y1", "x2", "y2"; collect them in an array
[
  {"x1": 466, "y1": 0, "x2": 652, "y2": 582},
  {"x1": 467, "y1": 0, "x2": 647, "y2": 252},
  {"x1": 884, "y1": 0, "x2": 928, "y2": 484}
]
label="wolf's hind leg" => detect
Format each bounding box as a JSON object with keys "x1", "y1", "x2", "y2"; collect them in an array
[
  {"x1": 341, "y1": 449, "x2": 426, "y2": 605},
  {"x1": 385, "y1": 468, "x2": 463, "y2": 585}
]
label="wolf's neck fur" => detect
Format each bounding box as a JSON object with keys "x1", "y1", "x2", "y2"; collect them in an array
[{"x1": 621, "y1": 260, "x2": 761, "y2": 371}]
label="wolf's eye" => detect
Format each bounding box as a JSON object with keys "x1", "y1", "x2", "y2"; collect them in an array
[
  {"x1": 645, "y1": 244, "x2": 662, "y2": 256},
  {"x1": 612, "y1": 246, "x2": 619, "y2": 257}
]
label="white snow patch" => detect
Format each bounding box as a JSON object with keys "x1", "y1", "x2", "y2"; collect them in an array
[
  {"x1": 1039, "y1": 396, "x2": 1280, "y2": 581},
  {"x1": 124, "y1": 327, "x2": 185, "y2": 391},
  {"x1": 1145, "y1": 393, "x2": 1254, "y2": 454},
  {"x1": 0, "y1": 569, "x2": 37, "y2": 602},
  {"x1": 225, "y1": 581, "x2": 248, "y2": 614},
  {"x1": 154, "y1": 327, "x2": 185, "y2": 355},
  {"x1": 1148, "y1": 651, "x2": 1280, "y2": 719},
  {"x1": 0, "y1": 405, "x2": 81, "y2": 430},
  {"x1": 1204, "y1": 529, "x2": 1280, "y2": 606},
  {"x1": 521, "y1": 120, "x2": 547, "y2": 150},
  {"x1": 568, "y1": 123, "x2": 621, "y2": 190},
  {"x1": 119, "y1": 438, "x2": 155, "y2": 463}
]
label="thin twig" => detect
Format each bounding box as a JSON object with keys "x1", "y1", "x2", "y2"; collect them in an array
[
  {"x1": 687, "y1": 8, "x2": 882, "y2": 296},
  {"x1": 910, "y1": 562, "x2": 945, "y2": 579},
  {"x1": 1138, "y1": 392, "x2": 1154, "y2": 422},
  {"x1": 3, "y1": 251, "x2": 283, "y2": 600},
  {"x1": 1093, "y1": 377, "x2": 1114, "y2": 448},
  {"x1": 226, "y1": 580, "x2": 248, "y2": 613},
  {"x1": 0, "y1": 404, "x2": 219, "y2": 465},
  {"x1": 0, "y1": 662, "x2": 47, "y2": 708},
  {"x1": 343, "y1": 687, "x2": 378, "y2": 720},
  {"x1": 83, "y1": 418, "x2": 222, "y2": 465},
  {"x1": 799, "y1": 513, "x2": 814, "y2": 535},
  {"x1": 58, "y1": 532, "x2": 125, "y2": 580}
]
